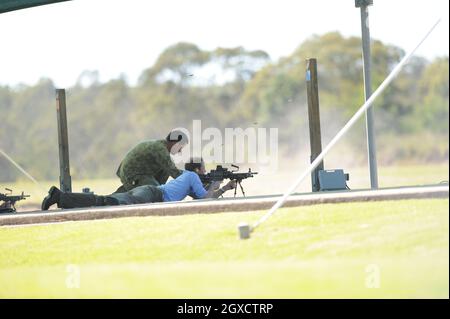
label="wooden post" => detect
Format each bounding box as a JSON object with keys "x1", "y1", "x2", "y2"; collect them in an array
[
  {"x1": 56, "y1": 89, "x2": 72, "y2": 193},
  {"x1": 306, "y1": 59, "x2": 324, "y2": 192}
]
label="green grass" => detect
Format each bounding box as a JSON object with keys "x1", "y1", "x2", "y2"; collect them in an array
[
  {"x1": 344, "y1": 163, "x2": 449, "y2": 190},
  {"x1": 0, "y1": 198, "x2": 448, "y2": 298}
]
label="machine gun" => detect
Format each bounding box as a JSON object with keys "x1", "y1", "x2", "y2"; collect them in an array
[
  {"x1": 199, "y1": 165, "x2": 258, "y2": 197},
  {"x1": 0, "y1": 188, "x2": 30, "y2": 213}
]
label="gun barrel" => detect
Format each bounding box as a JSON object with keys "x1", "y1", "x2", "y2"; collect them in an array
[
  {"x1": 0, "y1": 194, "x2": 30, "y2": 202},
  {"x1": 200, "y1": 165, "x2": 258, "y2": 184}
]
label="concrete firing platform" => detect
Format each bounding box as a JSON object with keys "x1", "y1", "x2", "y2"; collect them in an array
[{"x1": 0, "y1": 184, "x2": 448, "y2": 227}]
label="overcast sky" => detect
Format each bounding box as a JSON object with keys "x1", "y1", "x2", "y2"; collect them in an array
[{"x1": 0, "y1": 0, "x2": 448, "y2": 87}]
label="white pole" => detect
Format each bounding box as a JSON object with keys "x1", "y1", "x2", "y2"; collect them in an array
[
  {"x1": 0, "y1": 149, "x2": 46, "y2": 191},
  {"x1": 252, "y1": 18, "x2": 441, "y2": 231}
]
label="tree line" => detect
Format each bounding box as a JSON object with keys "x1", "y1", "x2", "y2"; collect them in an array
[{"x1": 0, "y1": 32, "x2": 448, "y2": 182}]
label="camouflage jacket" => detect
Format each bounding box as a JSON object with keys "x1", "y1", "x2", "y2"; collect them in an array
[{"x1": 116, "y1": 140, "x2": 182, "y2": 186}]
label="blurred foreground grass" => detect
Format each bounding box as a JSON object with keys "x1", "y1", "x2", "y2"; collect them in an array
[{"x1": 0, "y1": 199, "x2": 448, "y2": 298}]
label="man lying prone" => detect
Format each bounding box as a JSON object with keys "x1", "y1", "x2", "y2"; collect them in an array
[{"x1": 41, "y1": 158, "x2": 235, "y2": 210}]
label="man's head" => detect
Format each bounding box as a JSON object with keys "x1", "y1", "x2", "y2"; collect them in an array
[
  {"x1": 185, "y1": 157, "x2": 206, "y2": 175},
  {"x1": 166, "y1": 129, "x2": 189, "y2": 155}
]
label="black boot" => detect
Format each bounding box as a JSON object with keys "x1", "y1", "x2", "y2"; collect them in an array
[{"x1": 41, "y1": 186, "x2": 61, "y2": 211}]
